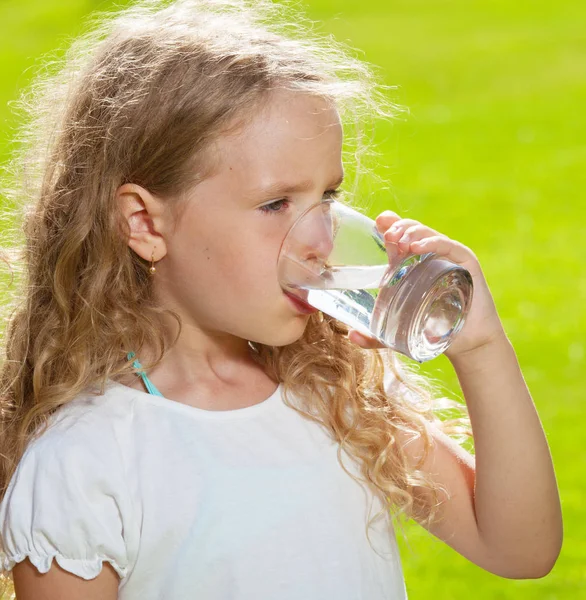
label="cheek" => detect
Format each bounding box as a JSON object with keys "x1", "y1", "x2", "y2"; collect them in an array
[
  {"x1": 204, "y1": 232, "x2": 283, "y2": 298},
  {"x1": 175, "y1": 208, "x2": 288, "y2": 303},
  {"x1": 237, "y1": 236, "x2": 283, "y2": 294}
]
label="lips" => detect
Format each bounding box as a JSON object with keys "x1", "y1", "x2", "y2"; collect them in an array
[
  {"x1": 283, "y1": 289, "x2": 317, "y2": 313},
  {"x1": 283, "y1": 288, "x2": 309, "y2": 304}
]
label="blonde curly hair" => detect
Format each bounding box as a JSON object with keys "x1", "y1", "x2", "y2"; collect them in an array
[{"x1": 0, "y1": 0, "x2": 472, "y2": 592}]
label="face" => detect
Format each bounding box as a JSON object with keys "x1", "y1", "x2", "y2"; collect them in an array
[{"x1": 155, "y1": 89, "x2": 344, "y2": 348}]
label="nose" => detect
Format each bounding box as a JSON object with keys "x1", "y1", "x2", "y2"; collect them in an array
[
  {"x1": 278, "y1": 200, "x2": 339, "y2": 294},
  {"x1": 293, "y1": 201, "x2": 336, "y2": 269}
]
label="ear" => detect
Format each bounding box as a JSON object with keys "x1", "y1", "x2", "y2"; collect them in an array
[{"x1": 116, "y1": 183, "x2": 169, "y2": 262}]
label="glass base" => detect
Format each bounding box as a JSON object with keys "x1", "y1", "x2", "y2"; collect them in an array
[{"x1": 371, "y1": 253, "x2": 474, "y2": 362}]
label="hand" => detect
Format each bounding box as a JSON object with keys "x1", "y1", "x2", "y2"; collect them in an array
[{"x1": 347, "y1": 210, "x2": 507, "y2": 360}]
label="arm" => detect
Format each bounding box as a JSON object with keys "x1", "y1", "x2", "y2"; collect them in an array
[
  {"x1": 397, "y1": 333, "x2": 563, "y2": 579},
  {"x1": 350, "y1": 210, "x2": 564, "y2": 579},
  {"x1": 13, "y1": 558, "x2": 119, "y2": 600}
]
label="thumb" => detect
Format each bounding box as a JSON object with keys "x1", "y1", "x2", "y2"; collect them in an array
[{"x1": 348, "y1": 329, "x2": 384, "y2": 349}]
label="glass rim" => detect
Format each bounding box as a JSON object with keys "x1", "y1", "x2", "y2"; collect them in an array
[{"x1": 277, "y1": 197, "x2": 340, "y2": 260}]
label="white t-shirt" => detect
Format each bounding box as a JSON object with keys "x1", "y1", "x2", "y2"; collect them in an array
[{"x1": 0, "y1": 378, "x2": 408, "y2": 599}]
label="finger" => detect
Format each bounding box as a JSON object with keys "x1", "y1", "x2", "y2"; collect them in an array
[
  {"x1": 374, "y1": 211, "x2": 402, "y2": 233},
  {"x1": 409, "y1": 235, "x2": 473, "y2": 264},
  {"x1": 381, "y1": 219, "x2": 422, "y2": 244},
  {"x1": 395, "y1": 224, "x2": 444, "y2": 253},
  {"x1": 382, "y1": 220, "x2": 425, "y2": 256},
  {"x1": 348, "y1": 329, "x2": 385, "y2": 349},
  {"x1": 380, "y1": 220, "x2": 424, "y2": 262}
]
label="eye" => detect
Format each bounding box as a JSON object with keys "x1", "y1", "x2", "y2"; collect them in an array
[
  {"x1": 258, "y1": 189, "x2": 343, "y2": 216},
  {"x1": 258, "y1": 198, "x2": 291, "y2": 215}
]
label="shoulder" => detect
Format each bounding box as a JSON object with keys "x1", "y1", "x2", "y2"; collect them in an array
[
  {"x1": 22, "y1": 380, "x2": 138, "y2": 477},
  {"x1": 42, "y1": 379, "x2": 135, "y2": 440}
]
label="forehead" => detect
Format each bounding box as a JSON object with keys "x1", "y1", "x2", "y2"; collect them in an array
[{"x1": 208, "y1": 90, "x2": 343, "y2": 187}]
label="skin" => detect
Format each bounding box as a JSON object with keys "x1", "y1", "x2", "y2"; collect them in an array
[
  {"x1": 116, "y1": 88, "x2": 344, "y2": 408},
  {"x1": 13, "y1": 560, "x2": 119, "y2": 599}
]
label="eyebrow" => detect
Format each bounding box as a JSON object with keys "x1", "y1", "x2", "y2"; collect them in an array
[{"x1": 248, "y1": 173, "x2": 345, "y2": 200}]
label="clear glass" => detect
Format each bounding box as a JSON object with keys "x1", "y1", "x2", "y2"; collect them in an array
[{"x1": 277, "y1": 199, "x2": 474, "y2": 362}]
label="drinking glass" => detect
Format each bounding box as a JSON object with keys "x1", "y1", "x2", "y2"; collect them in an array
[{"x1": 277, "y1": 199, "x2": 474, "y2": 362}]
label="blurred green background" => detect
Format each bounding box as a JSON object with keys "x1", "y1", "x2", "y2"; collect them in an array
[{"x1": 0, "y1": 0, "x2": 584, "y2": 597}]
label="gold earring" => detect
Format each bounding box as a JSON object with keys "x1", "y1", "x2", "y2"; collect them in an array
[{"x1": 149, "y1": 249, "x2": 156, "y2": 275}]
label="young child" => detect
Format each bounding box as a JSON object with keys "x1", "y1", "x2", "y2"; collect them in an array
[{"x1": 0, "y1": 1, "x2": 562, "y2": 598}]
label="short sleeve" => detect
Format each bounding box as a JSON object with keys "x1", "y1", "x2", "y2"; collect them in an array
[{"x1": 0, "y1": 419, "x2": 133, "y2": 581}]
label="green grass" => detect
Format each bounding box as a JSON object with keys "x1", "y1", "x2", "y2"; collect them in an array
[{"x1": 1, "y1": 0, "x2": 584, "y2": 598}]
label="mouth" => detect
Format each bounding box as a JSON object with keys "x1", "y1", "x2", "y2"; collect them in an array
[{"x1": 282, "y1": 289, "x2": 318, "y2": 314}]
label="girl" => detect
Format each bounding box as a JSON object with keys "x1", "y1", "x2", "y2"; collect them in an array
[{"x1": 0, "y1": 0, "x2": 562, "y2": 598}]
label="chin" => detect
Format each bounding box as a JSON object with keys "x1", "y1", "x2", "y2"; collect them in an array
[{"x1": 252, "y1": 321, "x2": 309, "y2": 348}]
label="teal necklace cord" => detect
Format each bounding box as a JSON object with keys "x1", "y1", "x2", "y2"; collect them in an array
[{"x1": 127, "y1": 351, "x2": 164, "y2": 397}]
